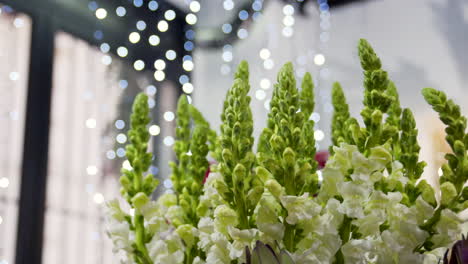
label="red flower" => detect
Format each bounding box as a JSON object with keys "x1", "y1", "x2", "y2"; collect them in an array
[{"x1": 315, "y1": 150, "x2": 329, "y2": 169}]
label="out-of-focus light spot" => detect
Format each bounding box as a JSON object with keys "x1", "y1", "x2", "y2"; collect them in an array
[
  {"x1": 164, "y1": 111, "x2": 175, "y2": 121},
  {"x1": 260, "y1": 78, "x2": 271, "y2": 89},
  {"x1": 239, "y1": 10, "x2": 249, "y2": 20},
  {"x1": 183, "y1": 83, "x2": 194, "y2": 94},
  {"x1": 259, "y1": 48, "x2": 270, "y2": 60},
  {"x1": 223, "y1": 44, "x2": 232, "y2": 51},
  {"x1": 148, "y1": 0, "x2": 159, "y2": 11},
  {"x1": 93, "y1": 193, "x2": 104, "y2": 204},
  {"x1": 184, "y1": 41, "x2": 194, "y2": 51},
  {"x1": 222, "y1": 24, "x2": 232, "y2": 34},
  {"x1": 100, "y1": 43, "x2": 110, "y2": 53},
  {"x1": 118, "y1": 80, "x2": 128, "y2": 89},
  {"x1": 163, "y1": 179, "x2": 173, "y2": 188},
  {"x1": 117, "y1": 46, "x2": 128, "y2": 57},
  {"x1": 283, "y1": 15, "x2": 295, "y2": 26},
  {"x1": 320, "y1": 20, "x2": 331, "y2": 30},
  {"x1": 94, "y1": 30, "x2": 103, "y2": 40},
  {"x1": 185, "y1": 29, "x2": 195, "y2": 40},
  {"x1": 129, "y1": 32, "x2": 141, "y2": 43},
  {"x1": 116, "y1": 133, "x2": 127, "y2": 143},
  {"x1": 13, "y1": 18, "x2": 24, "y2": 28},
  {"x1": 183, "y1": 55, "x2": 193, "y2": 61},
  {"x1": 220, "y1": 64, "x2": 231, "y2": 75},
  {"x1": 0, "y1": 177, "x2": 9, "y2": 188},
  {"x1": 320, "y1": 31, "x2": 330, "y2": 42},
  {"x1": 252, "y1": 1, "x2": 262, "y2": 11},
  {"x1": 186, "y1": 13, "x2": 197, "y2": 25},
  {"x1": 116, "y1": 148, "x2": 126, "y2": 157},
  {"x1": 133, "y1": 60, "x2": 145, "y2": 71},
  {"x1": 255, "y1": 89, "x2": 266, "y2": 100},
  {"x1": 263, "y1": 59, "x2": 274, "y2": 70},
  {"x1": 190, "y1": 1, "x2": 201, "y2": 12},
  {"x1": 101, "y1": 55, "x2": 112, "y2": 65},
  {"x1": 87, "y1": 166, "x2": 98, "y2": 175},
  {"x1": 115, "y1": 120, "x2": 125, "y2": 129},
  {"x1": 314, "y1": 130, "x2": 325, "y2": 141},
  {"x1": 133, "y1": 0, "x2": 143, "y2": 7},
  {"x1": 165, "y1": 10, "x2": 176, "y2": 21},
  {"x1": 164, "y1": 136, "x2": 175, "y2": 146},
  {"x1": 264, "y1": 99, "x2": 271, "y2": 110},
  {"x1": 9, "y1": 72, "x2": 19, "y2": 81},
  {"x1": 95, "y1": 8, "x2": 107, "y2": 19},
  {"x1": 116, "y1": 6, "x2": 126, "y2": 16},
  {"x1": 149, "y1": 35, "x2": 160, "y2": 46},
  {"x1": 179, "y1": 75, "x2": 189, "y2": 84},
  {"x1": 123, "y1": 160, "x2": 132, "y2": 170},
  {"x1": 88, "y1": 1, "x2": 98, "y2": 11},
  {"x1": 136, "y1": 20, "x2": 147, "y2": 31},
  {"x1": 154, "y1": 70, "x2": 165, "y2": 81},
  {"x1": 149, "y1": 125, "x2": 160, "y2": 136},
  {"x1": 314, "y1": 54, "x2": 325, "y2": 65},
  {"x1": 158, "y1": 20, "x2": 169, "y2": 32},
  {"x1": 438, "y1": 167, "x2": 443, "y2": 176},
  {"x1": 183, "y1": 60, "x2": 194, "y2": 71},
  {"x1": 237, "y1": 28, "x2": 248, "y2": 39},
  {"x1": 283, "y1": 4, "x2": 294, "y2": 15},
  {"x1": 146, "y1": 85, "x2": 157, "y2": 95},
  {"x1": 85, "y1": 118, "x2": 96, "y2": 128},
  {"x1": 154, "y1": 59, "x2": 166, "y2": 70},
  {"x1": 310, "y1": 112, "x2": 321, "y2": 122},
  {"x1": 320, "y1": 3, "x2": 329, "y2": 12},
  {"x1": 223, "y1": 0, "x2": 234, "y2": 10},
  {"x1": 166, "y1": 50, "x2": 176, "y2": 60},
  {"x1": 282, "y1": 27, "x2": 293, "y2": 37},
  {"x1": 148, "y1": 98, "x2": 155, "y2": 108},
  {"x1": 222, "y1": 51, "x2": 233, "y2": 62}
]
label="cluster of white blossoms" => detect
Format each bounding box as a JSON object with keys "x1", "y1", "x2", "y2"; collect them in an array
[
  {"x1": 105, "y1": 143, "x2": 463, "y2": 263},
  {"x1": 105, "y1": 40, "x2": 467, "y2": 264}
]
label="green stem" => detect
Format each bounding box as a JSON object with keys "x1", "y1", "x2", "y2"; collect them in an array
[
  {"x1": 284, "y1": 223, "x2": 296, "y2": 252},
  {"x1": 134, "y1": 213, "x2": 152, "y2": 263},
  {"x1": 236, "y1": 192, "x2": 250, "y2": 229}
]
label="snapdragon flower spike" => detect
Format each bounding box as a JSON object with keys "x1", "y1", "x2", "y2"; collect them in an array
[
  {"x1": 121, "y1": 93, "x2": 158, "y2": 264},
  {"x1": 216, "y1": 60, "x2": 257, "y2": 229},
  {"x1": 385, "y1": 81, "x2": 403, "y2": 158},
  {"x1": 170, "y1": 95, "x2": 191, "y2": 197},
  {"x1": 423, "y1": 88, "x2": 468, "y2": 211},
  {"x1": 258, "y1": 64, "x2": 318, "y2": 196},
  {"x1": 330, "y1": 82, "x2": 351, "y2": 154},
  {"x1": 358, "y1": 39, "x2": 397, "y2": 153}
]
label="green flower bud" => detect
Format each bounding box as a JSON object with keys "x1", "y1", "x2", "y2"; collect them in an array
[
  {"x1": 454, "y1": 140, "x2": 465, "y2": 156},
  {"x1": 176, "y1": 224, "x2": 197, "y2": 249},
  {"x1": 131, "y1": 192, "x2": 149, "y2": 210},
  {"x1": 247, "y1": 186, "x2": 264, "y2": 208},
  {"x1": 214, "y1": 205, "x2": 239, "y2": 227},
  {"x1": 283, "y1": 147, "x2": 296, "y2": 167},
  {"x1": 265, "y1": 179, "x2": 284, "y2": 199},
  {"x1": 417, "y1": 180, "x2": 437, "y2": 207},
  {"x1": 256, "y1": 166, "x2": 272, "y2": 183},
  {"x1": 440, "y1": 182, "x2": 458, "y2": 206}
]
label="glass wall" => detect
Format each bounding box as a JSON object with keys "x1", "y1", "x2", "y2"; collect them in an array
[{"x1": 0, "y1": 6, "x2": 31, "y2": 264}]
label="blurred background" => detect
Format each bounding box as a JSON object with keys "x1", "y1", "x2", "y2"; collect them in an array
[{"x1": 0, "y1": 0, "x2": 466, "y2": 263}]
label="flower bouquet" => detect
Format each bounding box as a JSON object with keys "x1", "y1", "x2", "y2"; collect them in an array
[{"x1": 105, "y1": 39, "x2": 468, "y2": 264}]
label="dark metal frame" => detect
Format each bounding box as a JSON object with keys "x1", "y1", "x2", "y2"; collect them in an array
[{"x1": 0, "y1": 0, "x2": 187, "y2": 263}]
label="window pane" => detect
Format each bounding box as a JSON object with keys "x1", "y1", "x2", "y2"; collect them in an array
[
  {"x1": 0, "y1": 6, "x2": 31, "y2": 264},
  {"x1": 43, "y1": 32, "x2": 176, "y2": 264}
]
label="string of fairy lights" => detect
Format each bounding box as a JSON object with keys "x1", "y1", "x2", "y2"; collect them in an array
[{"x1": 84, "y1": 0, "x2": 331, "y2": 200}]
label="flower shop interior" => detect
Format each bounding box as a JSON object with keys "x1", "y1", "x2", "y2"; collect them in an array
[{"x1": 1, "y1": 0, "x2": 468, "y2": 263}]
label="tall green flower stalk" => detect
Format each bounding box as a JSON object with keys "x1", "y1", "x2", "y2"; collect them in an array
[
  {"x1": 216, "y1": 61, "x2": 258, "y2": 229},
  {"x1": 120, "y1": 94, "x2": 159, "y2": 264},
  {"x1": 257, "y1": 64, "x2": 318, "y2": 252},
  {"x1": 330, "y1": 82, "x2": 350, "y2": 154},
  {"x1": 421, "y1": 88, "x2": 468, "y2": 250},
  {"x1": 169, "y1": 95, "x2": 213, "y2": 263}
]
